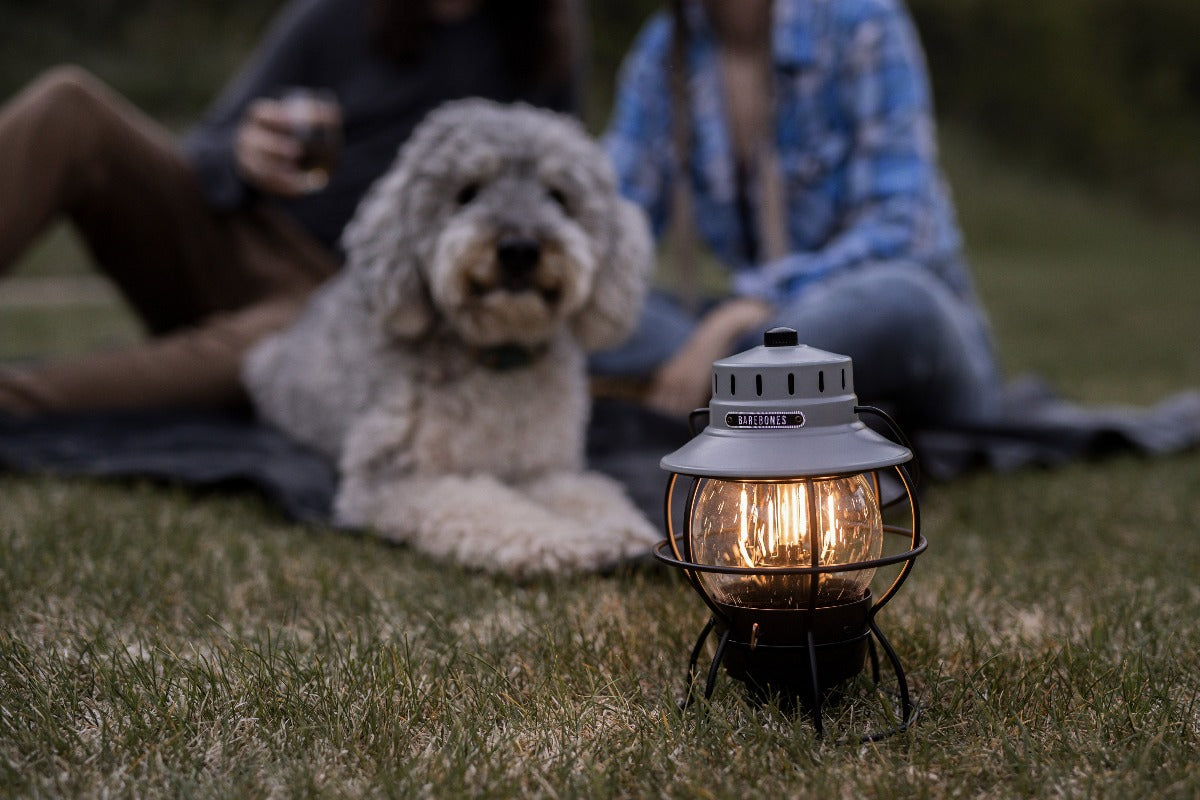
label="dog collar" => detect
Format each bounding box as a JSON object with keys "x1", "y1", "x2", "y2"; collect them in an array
[{"x1": 475, "y1": 343, "x2": 547, "y2": 371}]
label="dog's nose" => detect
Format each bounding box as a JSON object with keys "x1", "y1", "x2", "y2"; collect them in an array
[{"x1": 496, "y1": 236, "x2": 541, "y2": 290}]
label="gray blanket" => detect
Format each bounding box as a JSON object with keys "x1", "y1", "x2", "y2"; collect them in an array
[{"x1": 2, "y1": 382, "x2": 1199, "y2": 525}]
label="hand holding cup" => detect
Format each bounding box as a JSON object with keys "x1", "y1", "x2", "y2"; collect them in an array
[
  {"x1": 235, "y1": 88, "x2": 343, "y2": 196},
  {"x1": 280, "y1": 88, "x2": 342, "y2": 192}
]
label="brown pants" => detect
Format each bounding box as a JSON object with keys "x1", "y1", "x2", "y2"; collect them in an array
[{"x1": 0, "y1": 66, "x2": 339, "y2": 414}]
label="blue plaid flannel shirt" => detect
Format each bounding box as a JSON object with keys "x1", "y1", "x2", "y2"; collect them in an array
[{"x1": 604, "y1": 0, "x2": 972, "y2": 303}]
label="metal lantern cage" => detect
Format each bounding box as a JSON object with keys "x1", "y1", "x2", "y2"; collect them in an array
[{"x1": 653, "y1": 328, "x2": 927, "y2": 740}]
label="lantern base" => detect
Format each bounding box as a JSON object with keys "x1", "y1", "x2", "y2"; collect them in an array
[
  {"x1": 682, "y1": 592, "x2": 917, "y2": 740},
  {"x1": 715, "y1": 593, "x2": 873, "y2": 703}
]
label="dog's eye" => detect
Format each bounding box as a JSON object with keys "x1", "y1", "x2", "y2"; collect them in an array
[
  {"x1": 456, "y1": 183, "x2": 480, "y2": 206},
  {"x1": 547, "y1": 187, "x2": 570, "y2": 215}
]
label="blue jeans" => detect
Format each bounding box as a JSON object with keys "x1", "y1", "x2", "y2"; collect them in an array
[{"x1": 590, "y1": 262, "x2": 1002, "y2": 428}]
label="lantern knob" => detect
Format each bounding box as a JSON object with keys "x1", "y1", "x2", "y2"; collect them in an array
[{"x1": 763, "y1": 327, "x2": 799, "y2": 348}]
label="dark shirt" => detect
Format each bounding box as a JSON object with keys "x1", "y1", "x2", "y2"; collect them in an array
[{"x1": 182, "y1": 0, "x2": 573, "y2": 254}]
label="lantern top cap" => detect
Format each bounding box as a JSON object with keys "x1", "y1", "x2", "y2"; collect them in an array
[
  {"x1": 660, "y1": 331, "x2": 912, "y2": 478},
  {"x1": 713, "y1": 332, "x2": 851, "y2": 372},
  {"x1": 763, "y1": 327, "x2": 799, "y2": 348}
]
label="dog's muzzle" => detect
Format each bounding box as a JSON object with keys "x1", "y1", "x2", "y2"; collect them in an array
[{"x1": 496, "y1": 236, "x2": 542, "y2": 292}]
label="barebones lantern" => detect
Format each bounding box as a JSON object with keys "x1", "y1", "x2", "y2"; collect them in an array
[{"x1": 653, "y1": 328, "x2": 927, "y2": 739}]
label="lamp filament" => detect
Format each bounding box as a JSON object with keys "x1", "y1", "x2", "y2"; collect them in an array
[{"x1": 693, "y1": 475, "x2": 883, "y2": 608}]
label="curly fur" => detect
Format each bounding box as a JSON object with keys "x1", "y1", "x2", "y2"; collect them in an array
[{"x1": 243, "y1": 99, "x2": 657, "y2": 575}]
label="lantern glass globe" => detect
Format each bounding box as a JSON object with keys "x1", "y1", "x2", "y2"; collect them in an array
[{"x1": 690, "y1": 473, "x2": 883, "y2": 609}]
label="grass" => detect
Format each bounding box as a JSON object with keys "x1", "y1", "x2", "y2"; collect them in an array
[{"x1": 2, "y1": 131, "x2": 1200, "y2": 797}]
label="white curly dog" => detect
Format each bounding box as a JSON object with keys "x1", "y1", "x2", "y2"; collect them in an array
[{"x1": 243, "y1": 99, "x2": 658, "y2": 575}]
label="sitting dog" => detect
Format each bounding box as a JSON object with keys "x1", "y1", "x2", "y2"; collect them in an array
[{"x1": 243, "y1": 99, "x2": 658, "y2": 575}]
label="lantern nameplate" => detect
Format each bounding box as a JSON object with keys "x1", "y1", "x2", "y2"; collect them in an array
[{"x1": 725, "y1": 411, "x2": 807, "y2": 429}]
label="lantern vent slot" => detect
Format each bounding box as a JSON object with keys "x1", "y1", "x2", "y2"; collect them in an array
[
  {"x1": 713, "y1": 373, "x2": 718, "y2": 395},
  {"x1": 818, "y1": 370, "x2": 825, "y2": 392},
  {"x1": 788, "y1": 373, "x2": 795, "y2": 395},
  {"x1": 755, "y1": 375, "x2": 763, "y2": 396},
  {"x1": 841, "y1": 369, "x2": 846, "y2": 389},
  {"x1": 730, "y1": 374, "x2": 736, "y2": 396}
]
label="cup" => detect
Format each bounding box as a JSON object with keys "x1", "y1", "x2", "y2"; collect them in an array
[{"x1": 279, "y1": 87, "x2": 342, "y2": 192}]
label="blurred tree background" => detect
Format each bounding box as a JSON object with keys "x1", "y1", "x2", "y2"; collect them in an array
[
  {"x1": 1, "y1": 0, "x2": 1198, "y2": 216},
  {"x1": 909, "y1": 0, "x2": 1200, "y2": 217},
  {"x1": 0, "y1": 0, "x2": 278, "y2": 122}
]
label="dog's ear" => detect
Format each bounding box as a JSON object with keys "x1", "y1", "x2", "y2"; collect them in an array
[
  {"x1": 340, "y1": 156, "x2": 435, "y2": 340},
  {"x1": 571, "y1": 197, "x2": 654, "y2": 351}
]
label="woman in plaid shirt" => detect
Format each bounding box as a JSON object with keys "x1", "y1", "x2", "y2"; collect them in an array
[{"x1": 594, "y1": 0, "x2": 1000, "y2": 430}]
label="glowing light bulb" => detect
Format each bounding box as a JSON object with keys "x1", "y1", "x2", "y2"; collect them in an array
[{"x1": 690, "y1": 474, "x2": 883, "y2": 609}]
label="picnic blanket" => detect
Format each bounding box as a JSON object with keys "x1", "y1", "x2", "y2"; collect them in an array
[{"x1": 2, "y1": 379, "x2": 1199, "y2": 525}]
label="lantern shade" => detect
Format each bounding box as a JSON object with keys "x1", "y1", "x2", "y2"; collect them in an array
[
  {"x1": 660, "y1": 422, "x2": 910, "y2": 479},
  {"x1": 660, "y1": 336, "x2": 911, "y2": 478}
]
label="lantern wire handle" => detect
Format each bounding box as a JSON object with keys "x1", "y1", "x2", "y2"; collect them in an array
[
  {"x1": 854, "y1": 405, "x2": 922, "y2": 491},
  {"x1": 855, "y1": 405, "x2": 923, "y2": 619},
  {"x1": 869, "y1": 463, "x2": 921, "y2": 618},
  {"x1": 664, "y1": 472, "x2": 684, "y2": 562},
  {"x1": 665, "y1": 473, "x2": 729, "y2": 623}
]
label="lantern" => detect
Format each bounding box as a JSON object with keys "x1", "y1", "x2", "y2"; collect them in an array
[{"x1": 654, "y1": 328, "x2": 927, "y2": 738}]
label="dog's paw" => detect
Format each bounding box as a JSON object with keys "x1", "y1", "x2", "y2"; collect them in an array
[
  {"x1": 350, "y1": 473, "x2": 656, "y2": 576},
  {"x1": 523, "y1": 472, "x2": 659, "y2": 566},
  {"x1": 349, "y1": 474, "x2": 614, "y2": 576}
]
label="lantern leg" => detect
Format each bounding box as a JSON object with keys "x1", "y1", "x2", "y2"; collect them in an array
[
  {"x1": 862, "y1": 619, "x2": 917, "y2": 741},
  {"x1": 704, "y1": 628, "x2": 732, "y2": 700},
  {"x1": 806, "y1": 629, "x2": 826, "y2": 738},
  {"x1": 682, "y1": 617, "x2": 715, "y2": 708},
  {"x1": 681, "y1": 618, "x2": 731, "y2": 708},
  {"x1": 867, "y1": 637, "x2": 882, "y2": 684}
]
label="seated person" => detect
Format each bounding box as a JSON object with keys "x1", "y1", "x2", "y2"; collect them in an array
[
  {"x1": 0, "y1": 0, "x2": 576, "y2": 415},
  {"x1": 592, "y1": 0, "x2": 1001, "y2": 430}
]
